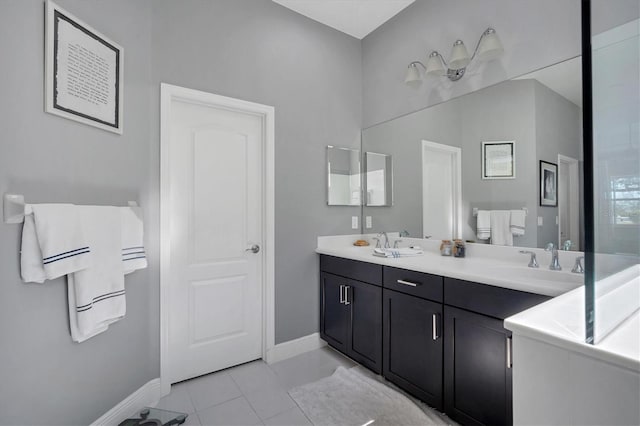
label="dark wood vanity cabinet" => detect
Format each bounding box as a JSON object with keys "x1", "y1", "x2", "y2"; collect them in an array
[
  {"x1": 383, "y1": 288, "x2": 443, "y2": 410},
  {"x1": 320, "y1": 256, "x2": 383, "y2": 373},
  {"x1": 443, "y1": 277, "x2": 550, "y2": 426},
  {"x1": 319, "y1": 255, "x2": 551, "y2": 426},
  {"x1": 443, "y1": 306, "x2": 512, "y2": 426},
  {"x1": 320, "y1": 272, "x2": 350, "y2": 353}
]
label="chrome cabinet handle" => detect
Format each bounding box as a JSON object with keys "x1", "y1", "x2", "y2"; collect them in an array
[
  {"x1": 397, "y1": 279, "x2": 420, "y2": 287},
  {"x1": 432, "y1": 313, "x2": 439, "y2": 340},
  {"x1": 506, "y1": 336, "x2": 512, "y2": 369},
  {"x1": 344, "y1": 286, "x2": 351, "y2": 305},
  {"x1": 339, "y1": 285, "x2": 345, "y2": 304},
  {"x1": 245, "y1": 244, "x2": 260, "y2": 254}
]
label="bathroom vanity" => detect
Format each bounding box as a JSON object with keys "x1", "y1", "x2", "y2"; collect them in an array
[{"x1": 316, "y1": 238, "x2": 582, "y2": 426}]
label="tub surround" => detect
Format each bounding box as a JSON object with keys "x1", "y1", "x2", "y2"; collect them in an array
[
  {"x1": 317, "y1": 234, "x2": 584, "y2": 297},
  {"x1": 504, "y1": 265, "x2": 639, "y2": 425},
  {"x1": 505, "y1": 264, "x2": 640, "y2": 372}
]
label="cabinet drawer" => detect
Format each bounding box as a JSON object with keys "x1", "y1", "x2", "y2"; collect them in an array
[
  {"x1": 383, "y1": 267, "x2": 443, "y2": 302},
  {"x1": 320, "y1": 255, "x2": 382, "y2": 286},
  {"x1": 444, "y1": 277, "x2": 550, "y2": 320}
]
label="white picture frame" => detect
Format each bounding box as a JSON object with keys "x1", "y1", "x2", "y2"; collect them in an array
[
  {"x1": 481, "y1": 141, "x2": 516, "y2": 180},
  {"x1": 45, "y1": 0, "x2": 123, "y2": 134}
]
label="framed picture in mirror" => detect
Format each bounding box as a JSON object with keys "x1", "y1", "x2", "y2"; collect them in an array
[
  {"x1": 540, "y1": 161, "x2": 558, "y2": 206},
  {"x1": 481, "y1": 141, "x2": 515, "y2": 179}
]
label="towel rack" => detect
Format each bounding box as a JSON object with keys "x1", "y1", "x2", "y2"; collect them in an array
[
  {"x1": 473, "y1": 207, "x2": 528, "y2": 217},
  {"x1": 3, "y1": 193, "x2": 139, "y2": 224}
]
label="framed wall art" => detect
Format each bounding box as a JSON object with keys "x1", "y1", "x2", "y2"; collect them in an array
[
  {"x1": 45, "y1": 0, "x2": 123, "y2": 134},
  {"x1": 540, "y1": 160, "x2": 558, "y2": 207},
  {"x1": 481, "y1": 141, "x2": 515, "y2": 179}
]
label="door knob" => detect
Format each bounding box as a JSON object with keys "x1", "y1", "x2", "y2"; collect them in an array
[{"x1": 245, "y1": 244, "x2": 260, "y2": 254}]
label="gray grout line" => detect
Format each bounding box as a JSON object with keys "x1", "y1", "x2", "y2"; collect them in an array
[
  {"x1": 180, "y1": 381, "x2": 199, "y2": 415},
  {"x1": 226, "y1": 366, "x2": 267, "y2": 422}
]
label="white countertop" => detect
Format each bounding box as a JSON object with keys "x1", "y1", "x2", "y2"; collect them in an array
[{"x1": 316, "y1": 239, "x2": 582, "y2": 297}]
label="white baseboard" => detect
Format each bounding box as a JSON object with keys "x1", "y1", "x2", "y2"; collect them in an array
[
  {"x1": 91, "y1": 378, "x2": 162, "y2": 426},
  {"x1": 265, "y1": 332, "x2": 327, "y2": 364}
]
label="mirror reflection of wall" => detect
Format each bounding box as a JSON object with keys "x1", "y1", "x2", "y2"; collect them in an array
[
  {"x1": 364, "y1": 152, "x2": 393, "y2": 206},
  {"x1": 327, "y1": 146, "x2": 361, "y2": 206},
  {"x1": 362, "y1": 57, "x2": 583, "y2": 249}
]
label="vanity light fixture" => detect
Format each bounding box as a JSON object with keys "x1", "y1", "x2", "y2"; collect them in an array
[{"x1": 404, "y1": 27, "x2": 504, "y2": 84}]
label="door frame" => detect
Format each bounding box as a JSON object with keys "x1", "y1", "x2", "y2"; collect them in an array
[
  {"x1": 421, "y1": 140, "x2": 462, "y2": 240},
  {"x1": 557, "y1": 154, "x2": 580, "y2": 250},
  {"x1": 159, "y1": 83, "x2": 275, "y2": 395}
]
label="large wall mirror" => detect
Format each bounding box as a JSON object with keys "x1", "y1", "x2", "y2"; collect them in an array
[{"x1": 362, "y1": 56, "x2": 583, "y2": 250}]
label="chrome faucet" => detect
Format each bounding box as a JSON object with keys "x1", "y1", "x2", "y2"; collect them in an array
[
  {"x1": 562, "y1": 240, "x2": 573, "y2": 251},
  {"x1": 545, "y1": 243, "x2": 562, "y2": 271},
  {"x1": 377, "y1": 232, "x2": 390, "y2": 249},
  {"x1": 519, "y1": 251, "x2": 539, "y2": 268},
  {"x1": 372, "y1": 237, "x2": 381, "y2": 248},
  {"x1": 572, "y1": 256, "x2": 584, "y2": 274}
]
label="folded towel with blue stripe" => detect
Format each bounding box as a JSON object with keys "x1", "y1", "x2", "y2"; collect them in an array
[
  {"x1": 68, "y1": 206, "x2": 125, "y2": 343},
  {"x1": 373, "y1": 248, "x2": 423, "y2": 258},
  {"x1": 20, "y1": 204, "x2": 91, "y2": 283}
]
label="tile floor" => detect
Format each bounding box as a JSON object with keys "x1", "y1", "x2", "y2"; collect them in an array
[{"x1": 155, "y1": 346, "x2": 356, "y2": 425}]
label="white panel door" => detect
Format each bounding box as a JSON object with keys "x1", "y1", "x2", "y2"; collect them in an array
[
  {"x1": 167, "y1": 96, "x2": 263, "y2": 384},
  {"x1": 422, "y1": 141, "x2": 462, "y2": 240}
]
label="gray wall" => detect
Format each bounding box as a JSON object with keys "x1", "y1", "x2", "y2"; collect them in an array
[
  {"x1": 534, "y1": 81, "x2": 582, "y2": 248},
  {"x1": 0, "y1": 1, "x2": 157, "y2": 425},
  {"x1": 361, "y1": 0, "x2": 581, "y2": 127},
  {"x1": 149, "y1": 0, "x2": 363, "y2": 344},
  {"x1": 0, "y1": 0, "x2": 362, "y2": 424}
]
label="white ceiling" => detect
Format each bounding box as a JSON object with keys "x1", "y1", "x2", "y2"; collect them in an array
[
  {"x1": 515, "y1": 56, "x2": 583, "y2": 108},
  {"x1": 272, "y1": 0, "x2": 415, "y2": 39}
]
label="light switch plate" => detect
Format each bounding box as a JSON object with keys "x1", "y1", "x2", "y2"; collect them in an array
[
  {"x1": 351, "y1": 216, "x2": 358, "y2": 229},
  {"x1": 538, "y1": 216, "x2": 543, "y2": 226},
  {"x1": 366, "y1": 216, "x2": 372, "y2": 229}
]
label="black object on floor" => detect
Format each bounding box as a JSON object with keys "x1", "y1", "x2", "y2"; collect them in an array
[{"x1": 118, "y1": 407, "x2": 187, "y2": 426}]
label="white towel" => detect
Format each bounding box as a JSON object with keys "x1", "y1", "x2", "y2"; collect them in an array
[
  {"x1": 68, "y1": 206, "x2": 125, "y2": 343},
  {"x1": 476, "y1": 210, "x2": 491, "y2": 240},
  {"x1": 20, "y1": 204, "x2": 91, "y2": 283},
  {"x1": 510, "y1": 209, "x2": 526, "y2": 236},
  {"x1": 373, "y1": 248, "x2": 424, "y2": 258},
  {"x1": 120, "y1": 207, "x2": 147, "y2": 274},
  {"x1": 490, "y1": 210, "x2": 513, "y2": 246}
]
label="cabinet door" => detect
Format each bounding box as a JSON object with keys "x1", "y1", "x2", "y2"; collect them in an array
[
  {"x1": 348, "y1": 279, "x2": 382, "y2": 374},
  {"x1": 320, "y1": 272, "x2": 349, "y2": 353},
  {"x1": 444, "y1": 306, "x2": 512, "y2": 426},
  {"x1": 383, "y1": 289, "x2": 443, "y2": 410}
]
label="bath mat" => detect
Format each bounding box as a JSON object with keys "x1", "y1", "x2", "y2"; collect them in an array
[{"x1": 288, "y1": 366, "x2": 453, "y2": 426}]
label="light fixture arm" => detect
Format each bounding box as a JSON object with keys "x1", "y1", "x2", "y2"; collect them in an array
[
  {"x1": 468, "y1": 27, "x2": 497, "y2": 63},
  {"x1": 408, "y1": 61, "x2": 426, "y2": 70}
]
